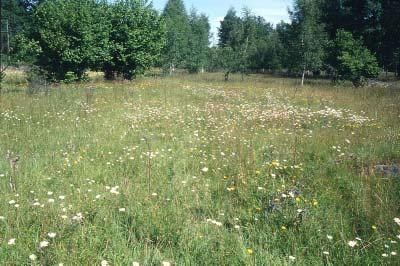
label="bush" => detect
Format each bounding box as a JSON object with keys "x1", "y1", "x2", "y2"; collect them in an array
[
  {"x1": 103, "y1": 0, "x2": 165, "y2": 80},
  {"x1": 329, "y1": 30, "x2": 380, "y2": 87},
  {"x1": 28, "y1": 0, "x2": 110, "y2": 81},
  {"x1": 62, "y1": 72, "x2": 78, "y2": 84}
]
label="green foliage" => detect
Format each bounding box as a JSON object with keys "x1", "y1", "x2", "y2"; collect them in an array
[
  {"x1": 62, "y1": 71, "x2": 78, "y2": 84},
  {"x1": 218, "y1": 46, "x2": 241, "y2": 80},
  {"x1": 0, "y1": 0, "x2": 31, "y2": 41},
  {"x1": 21, "y1": 0, "x2": 164, "y2": 81},
  {"x1": 13, "y1": 34, "x2": 42, "y2": 64},
  {"x1": 104, "y1": 0, "x2": 165, "y2": 80},
  {"x1": 162, "y1": 0, "x2": 190, "y2": 72},
  {"x1": 217, "y1": 8, "x2": 252, "y2": 80},
  {"x1": 28, "y1": 0, "x2": 110, "y2": 80},
  {"x1": 247, "y1": 18, "x2": 281, "y2": 72},
  {"x1": 330, "y1": 30, "x2": 380, "y2": 86},
  {"x1": 186, "y1": 10, "x2": 210, "y2": 73},
  {"x1": 287, "y1": 0, "x2": 327, "y2": 79},
  {"x1": 381, "y1": 0, "x2": 400, "y2": 75},
  {"x1": 319, "y1": 0, "x2": 400, "y2": 74}
]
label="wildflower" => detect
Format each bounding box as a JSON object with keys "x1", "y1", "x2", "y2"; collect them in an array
[
  {"x1": 0, "y1": 216, "x2": 5, "y2": 220},
  {"x1": 246, "y1": 248, "x2": 254, "y2": 255},
  {"x1": 281, "y1": 225, "x2": 287, "y2": 230},
  {"x1": 345, "y1": 139, "x2": 351, "y2": 144},
  {"x1": 323, "y1": 251, "x2": 329, "y2": 255},
  {"x1": 48, "y1": 232, "x2": 57, "y2": 238},
  {"x1": 234, "y1": 225, "x2": 240, "y2": 229},
  {"x1": 72, "y1": 212, "x2": 83, "y2": 221},
  {"x1": 289, "y1": 256, "x2": 296, "y2": 261},
  {"x1": 59, "y1": 196, "x2": 66, "y2": 200},
  {"x1": 327, "y1": 235, "x2": 333, "y2": 240},
  {"x1": 162, "y1": 262, "x2": 171, "y2": 266},
  {"x1": 348, "y1": 240, "x2": 357, "y2": 247},
  {"x1": 214, "y1": 221, "x2": 222, "y2": 226},
  {"x1": 110, "y1": 186, "x2": 119, "y2": 195},
  {"x1": 132, "y1": 262, "x2": 140, "y2": 266},
  {"x1": 382, "y1": 253, "x2": 388, "y2": 257},
  {"x1": 391, "y1": 252, "x2": 397, "y2": 256},
  {"x1": 394, "y1": 218, "x2": 400, "y2": 226},
  {"x1": 8, "y1": 238, "x2": 16, "y2": 245},
  {"x1": 312, "y1": 199, "x2": 318, "y2": 206},
  {"x1": 29, "y1": 254, "x2": 37, "y2": 261},
  {"x1": 355, "y1": 237, "x2": 362, "y2": 241},
  {"x1": 119, "y1": 208, "x2": 126, "y2": 212},
  {"x1": 39, "y1": 240, "x2": 49, "y2": 248},
  {"x1": 227, "y1": 187, "x2": 235, "y2": 192},
  {"x1": 8, "y1": 200, "x2": 16, "y2": 205},
  {"x1": 397, "y1": 235, "x2": 400, "y2": 239},
  {"x1": 371, "y1": 225, "x2": 377, "y2": 230},
  {"x1": 201, "y1": 167, "x2": 209, "y2": 173},
  {"x1": 101, "y1": 260, "x2": 108, "y2": 266}
]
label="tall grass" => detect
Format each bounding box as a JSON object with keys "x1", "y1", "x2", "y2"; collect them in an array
[{"x1": 0, "y1": 72, "x2": 399, "y2": 265}]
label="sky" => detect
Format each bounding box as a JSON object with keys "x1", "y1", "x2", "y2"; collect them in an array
[{"x1": 151, "y1": 0, "x2": 293, "y2": 44}]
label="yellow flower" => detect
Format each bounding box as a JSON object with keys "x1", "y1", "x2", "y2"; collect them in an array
[
  {"x1": 255, "y1": 170, "x2": 260, "y2": 175},
  {"x1": 271, "y1": 160, "x2": 280, "y2": 167},
  {"x1": 295, "y1": 197, "x2": 301, "y2": 203},
  {"x1": 281, "y1": 225, "x2": 287, "y2": 230},
  {"x1": 312, "y1": 199, "x2": 318, "y2": 206},
  {"x1": 246, "y1": 248, "x2": 254, "y2": 255},
  {"x1": 372, "y1": 225, "x2": 377, "y2": 230}
]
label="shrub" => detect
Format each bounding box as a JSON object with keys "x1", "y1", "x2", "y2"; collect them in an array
[
  {"x1": 103, "y1": 0, "x2": 165, "y2": 80},
  {"x1": 329, "y1": 30, "x2": 380, "y2": 87},
  {"x1": 28, "y1": 0, "x2": 110, "y2": 81}
]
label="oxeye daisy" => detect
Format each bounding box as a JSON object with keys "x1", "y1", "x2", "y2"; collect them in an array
[
  {"x1": 39, "y1": 240, "x2": 49, "y2": 248},
  {"x1": 348, "y1": 240, "x2": 357, "y2": 247}
]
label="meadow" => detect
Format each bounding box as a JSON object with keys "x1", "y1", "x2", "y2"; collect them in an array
[{"x1": 0, "y1": 72, "x2": 399, "y2": 265}]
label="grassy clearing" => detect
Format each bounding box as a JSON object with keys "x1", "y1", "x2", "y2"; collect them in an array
[{"x1": 0, "y1": 72, "x2": 399, "y2": 265}]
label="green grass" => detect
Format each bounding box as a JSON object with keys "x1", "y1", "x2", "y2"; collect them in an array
[{"x1": 0, "y1": 72, "x2": 399, "y2": 265}]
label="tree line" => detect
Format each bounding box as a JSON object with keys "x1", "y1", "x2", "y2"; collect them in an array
[{"x1": 1, "y1": 0, "x2": 399, "y2": 86}]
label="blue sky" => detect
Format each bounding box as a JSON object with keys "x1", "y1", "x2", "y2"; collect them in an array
[{"x1": 151, "y1": 0, "x2": 293, "y2": 44}]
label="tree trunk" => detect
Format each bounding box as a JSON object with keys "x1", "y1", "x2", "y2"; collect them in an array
[{"x1": 301, "y1": 68, "x2": 305, "y2": 86}]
